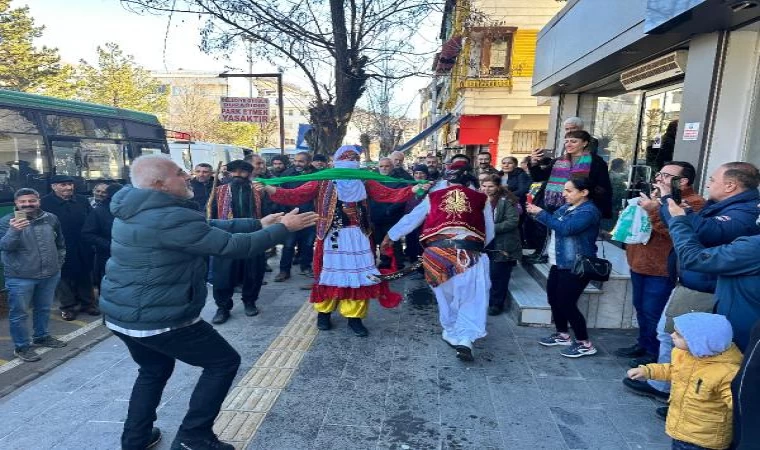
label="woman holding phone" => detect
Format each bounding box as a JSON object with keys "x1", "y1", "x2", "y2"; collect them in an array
[{"x1": 526, "y1": 176, "x2": 601, "y2": 357}]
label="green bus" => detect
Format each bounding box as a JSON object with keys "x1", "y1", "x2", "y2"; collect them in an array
[{"x1": 0, "y1": 90, "x2": 169, "y2": 211}]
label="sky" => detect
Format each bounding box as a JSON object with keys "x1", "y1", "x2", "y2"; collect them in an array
[{"x1": 23, "y1": 0, "x2": 438, "y2": 118}]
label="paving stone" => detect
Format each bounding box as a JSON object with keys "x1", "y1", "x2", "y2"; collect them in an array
[
  {"x1": 497, "y1": 404, "x2": 564, "y2": 443},
  {"x1": 524, "y1": 353, "x2": 584, "y2": 379},
  {"x1": 323, "y1": 378, "x2": 388, "y2": 427},
  {"x1": 313, "y1": 424, "x2": 380, "y2": 450},
  {"x1": 550, "y1": 406, "x2": 628, "y2": 449},
  {"x1": 438, "y1": 367, "x2": 499, "y2": 430},
  {"x1": 377, "y1": 419, "x2": 442, "y2": 450},
  {"x1": 536, "y1": 376, "x2": 603, "y2": 409},
  {"x1": 385, "y1": 358, "x2": 440, "y2": 423},
  {"x1": 588, "y1": 379, "x2": 656, "y2": 407},
  {"x1": 441, "y1": 426, "x2": 505, "y2": 449},
  {"x1": 502, "y1": 439, "x2": 568, "y2": 450},
  {"x1": 571, "y1": 356, "x2": 630, "y2": 381},
  {"x1": 605, "y1": 404, "x2": 670, "y2": 445}
]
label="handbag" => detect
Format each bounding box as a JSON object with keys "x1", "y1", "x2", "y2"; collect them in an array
[{"x1": 571, "y1": 240, "x2": 612, "y2": 282}]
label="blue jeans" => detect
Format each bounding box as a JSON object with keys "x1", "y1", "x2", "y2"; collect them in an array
[
  {"x1": 649, "y1": 290, "x2": 674, "y2": 394},
  {"x1": 671, "y1": 439, "x2": 713, "y2": 450},
  {"x1": 6, "y1": 273, "x2": 61, "y2": 349},
  {"x1": 279, "y1": 226, "x2": 315, "y2": 273},
  {"x1": 630, "y1": 271, "x2": 675, "y2": 356}
]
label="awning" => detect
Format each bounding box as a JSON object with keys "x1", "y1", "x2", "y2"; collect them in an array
[
  {"x1": 395, "y1": 113, "x2": 454, "y2": 154},
  {"x1": 435, "y1": 36, "x2": 463, "y2": 73}
]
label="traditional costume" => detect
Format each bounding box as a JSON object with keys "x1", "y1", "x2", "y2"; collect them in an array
[
  {"x1": 209, "y1": 160, "x2": 270, "y2": 323},
  {"x1": 387, "y1": 161, "x2": 494, "y2": 360},
  {"x1": 268, "y1": 145, "x2": 416, "y2": 336}
]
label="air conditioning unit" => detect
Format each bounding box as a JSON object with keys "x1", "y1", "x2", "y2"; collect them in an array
[{"x1": 620, "y1": 51, "x2": 688, "y2": 91}]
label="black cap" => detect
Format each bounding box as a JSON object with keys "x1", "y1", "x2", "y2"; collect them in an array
[
  {"x1": 412, "y1": 164, "x2": 429, "y2": 175},
  {"x1": 226, "y1": 160, "x2": 253, "y2": 173},
  {"x1": 50, "y1": 175, "x2": 75, "y2": 185},
  {"x1": 313, "y1": 154, "x2": 328, "y2": 163}
]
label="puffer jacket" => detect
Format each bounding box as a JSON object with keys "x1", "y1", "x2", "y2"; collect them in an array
[
  {"x1": 100, "y1": 185, "x2": 289, "y2": 331},
  {"x1": 487, "y1": 197, "x2": 521, "y2": 263},
  {"x1": 643, "y1": 345, "x2": 742, "y2": 449},
  {"x1": 535, "y1": 201, "x2": 601, "y2": 270},
  {"x1": 0, "y1": 211, "x2": 65, "y2": 279}
]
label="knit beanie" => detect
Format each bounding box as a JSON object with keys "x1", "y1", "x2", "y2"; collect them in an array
[{"x1": 674, "y1": 312, "x2": 733, "y2": 358}]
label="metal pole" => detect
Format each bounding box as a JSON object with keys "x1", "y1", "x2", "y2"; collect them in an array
[
  {"x1": 431, "y1": 75, "x2": 438, "y2": 155},
  {"x1": 277, "y1": 74, "x2": 285, "y2": 155},
  {"x1": 248, "y1": 42, "x2": 253, "y2": 98}
]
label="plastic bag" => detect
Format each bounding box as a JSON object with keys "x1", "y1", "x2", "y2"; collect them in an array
[{"x1": 611, "y1": 198, "x2": 652, "y2": 244}]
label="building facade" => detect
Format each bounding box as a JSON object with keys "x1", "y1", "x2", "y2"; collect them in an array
[
  {"x1": 533, "y1": 0, "x2": 760, "y2": 200},
  {"x1": 433, "y1": 0, "x2": 564, "y2": 163}
]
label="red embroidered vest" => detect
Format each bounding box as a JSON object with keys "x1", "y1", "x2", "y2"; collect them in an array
[{"x1": 420, "y1": 185, "x2": 487, "y2": 242}]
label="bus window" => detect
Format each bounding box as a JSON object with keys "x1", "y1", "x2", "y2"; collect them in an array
[
  {"x1": 0, "y1": 108, "x2": 40, "y2": 134},
  {"x1": 125, "y1": 122, "x2": 165, "y2": 140},
  {"x1": 51, "y1": 140, "x2": 126, "y2": 181},
  {"x1": 0, "y1": 133, "x2": 48, "y2": 201},
  {"x1": 133, "y1": 142, "x2": 166, "y2": 157},
  {"x1": 44, "y1": 114, "x2": 87, "y2": 137}
]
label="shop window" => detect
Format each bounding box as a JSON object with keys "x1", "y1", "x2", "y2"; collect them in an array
[{"x1": 511, "y1": 130, "x2": 547, "y2": 154}]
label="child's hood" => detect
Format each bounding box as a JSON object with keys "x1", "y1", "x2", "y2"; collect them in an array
[{"x1": 674, "y1": 312, "x2": 733, "y2": 358}]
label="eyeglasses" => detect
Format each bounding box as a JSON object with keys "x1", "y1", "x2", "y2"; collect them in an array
[{"x1": 654, "y1": 171, "x2": 678, "y2": 179}]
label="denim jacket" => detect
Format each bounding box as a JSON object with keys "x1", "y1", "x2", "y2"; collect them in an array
[{"x1": 536, "y1": 201, "x2": 601, "y2": 269}]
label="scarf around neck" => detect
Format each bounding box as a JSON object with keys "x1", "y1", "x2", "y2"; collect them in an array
[{"x1": 544, "y1": 152, "x2": 592, "y2": 208}]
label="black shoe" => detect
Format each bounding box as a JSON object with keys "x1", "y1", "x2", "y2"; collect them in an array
[
  {"x1": 316, "y1": 312, "x2": 332, "y2": 331},
  {"x1": 147, "y1": 427, "x2": 162, "y2": 449},
  {"x1": 614, "y1": 343, "x2": 647, "y2": 358},
  {"x1": 32, "y1": 335, "x2": 67, "y2": 348},
  {"x1": 622, "y1": 377, "x2": 669, "y2": 400},
  {"x1": 454, "y1": 344, "x2": 474, "y2": 362},
  {"x1": 347, "y1": 318, "x2": 369, "y2": 337},
  {"x1": 629, "y1": 354, "x2": 657, "y2": 368},
  {"x1": 14, "y1": 345, "x2": 41, "y2": 362},
  {"x1": 244, "y1": 303, "x2": 259, "y2": 317},
  {"x1": 170, "y1": 435, "x2": 234, "y2": 450},
  {"x1": 655, "y1": 406, "x2": 668, "y2": 421},
  {"x1": 211, "y1": 308, "x2": 230, "y2": 325}
]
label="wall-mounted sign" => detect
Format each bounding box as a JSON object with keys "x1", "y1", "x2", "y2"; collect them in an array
[
  {"x1": 220, "y1": 97, "x2": 270, "y2": 123},
  {"x1": 683, "y1": 122, "x2": 700, "y2": 141}
]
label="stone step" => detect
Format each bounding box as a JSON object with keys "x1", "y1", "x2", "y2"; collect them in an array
[
  {"x1": 522, "y1": 262, "x2": 604, "y2": 295},
  {"x1": 507, "y1": 265, "x2": 552, "y2": 326}
]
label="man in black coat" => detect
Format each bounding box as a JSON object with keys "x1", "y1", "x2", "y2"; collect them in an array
[
  {"x1": 209, "y1": 160, "x2": 270, "y2": 324},
  {"x1": 370, "y1": 158, "x2": 406, "y2": 269},
  {"x1": 82, "y1": 183, "x2": 123, "y2": 290},
  {"x1": 190, "y1": 163, "x2": 214, "y2": 214},
  {"x1": 40, "y1": 175, "x2": 96, "y2": 320}
]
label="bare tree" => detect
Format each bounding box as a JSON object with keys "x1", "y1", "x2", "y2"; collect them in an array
[{"x1": 123, "y1": 0, "x2": 438, "y2": 155}]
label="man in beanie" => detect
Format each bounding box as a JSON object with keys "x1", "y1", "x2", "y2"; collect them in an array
[
  {"x1": 312, "y1": 154, "x2": 328, "y2": 171},
  {"x1": 270, "y1": 154, "x2": 289, "y2": 177},
  {"x1": 384, "y1": 160, "x2": 494, "y2": 361},
  {"x1": 627, "y1": 313, "x2": 742, "y2": 450},
  {"x1": 40, "y1": 175, "x2": 96, "y2": 320},
  {"x1": 209, "y1": 160, "x2": 270, "y2": 324}
]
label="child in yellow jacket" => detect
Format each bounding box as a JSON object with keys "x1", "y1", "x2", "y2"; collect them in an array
[{"x1": 627, "y1": 312, "x2": 742, "y2": 450}]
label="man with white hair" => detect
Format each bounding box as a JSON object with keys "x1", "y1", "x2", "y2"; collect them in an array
[
  {"x1": 389, "y1": 150, "x2": 413, "y2": 180},
  {"x1": 563, "y1": 117, "x2": 599, "y2": 155},
  {"x1": 100, "y1": 154, "x2": 317, "y2": 450}
]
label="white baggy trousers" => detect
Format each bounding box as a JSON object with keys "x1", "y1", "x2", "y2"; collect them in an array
[{"x1": 432, "y1": 254, "x2": 491, "y2": 343}]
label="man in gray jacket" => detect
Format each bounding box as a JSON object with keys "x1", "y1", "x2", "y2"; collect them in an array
[
  {"x1": 0, "y1": 188, "x2": 67, "y2": 362},
  {"x1": 100, "y1": 155, "x2": 317, "y2": 450}
]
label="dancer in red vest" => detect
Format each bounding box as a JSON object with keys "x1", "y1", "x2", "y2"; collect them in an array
[
  {"x1": 383, "y1": 161, "x2": 494, "y2": 361},
  {"x1": 256, "y1": 145, "x2": 429, "y2": 336}
]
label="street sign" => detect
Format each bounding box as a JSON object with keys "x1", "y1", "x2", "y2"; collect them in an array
[{"x1": 220, "y1": 97, "x2": 270, "y2": 123}]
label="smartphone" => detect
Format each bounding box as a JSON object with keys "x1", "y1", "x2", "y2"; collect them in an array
[
  {"x1": 14, "y1": 210, "x2": 26, "y2": 221},
  {"x1": 671, "y1": 176, "x2": 683, "y2": 204}
]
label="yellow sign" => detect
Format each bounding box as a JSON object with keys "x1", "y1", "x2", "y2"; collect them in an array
[{"x1": 459, "y1": 78, "x2": 513, "y2": 89}]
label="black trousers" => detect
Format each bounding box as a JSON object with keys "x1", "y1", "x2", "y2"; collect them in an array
[
  {"x1": 214, "y1": 255, "x2": 266, "y2": 310},
  {"x1": 524, "y1": 215, "x2": 548, "y2": 252},
  {"x1": 56, "y1": 274, "x2": 95, "y2": 313},
  {"x1": 732, "y1": 320, "x2": 760, "y2": 450},
  {"x1": 113, "y1": 321, "x2": 241, "y2": 450},
  {"x1": 489, "y1": 260, "x2": 515, "y2": 310},
  {"x1": 546, "y1": 266, "x2": 590, "y2": 341}
]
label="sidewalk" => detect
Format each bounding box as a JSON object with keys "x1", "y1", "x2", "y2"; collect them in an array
[{"x1": 0, "y1": 273, "x2": 669, "y2": 449}]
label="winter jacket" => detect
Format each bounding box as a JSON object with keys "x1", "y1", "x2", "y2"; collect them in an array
[
  {"x1": 99, "y1": 185, "x2": 289, "y2": 331},
  {"x1": 500, "y1": 168, "x2": 531, "y2": 202},
  {"x1": 190, "y1": 177, "x2": 214, "y2": 213},
  {"x1": 535, "y1": 201, "x2": 600, "y2": 270},
  {"x1": 528, "y1": 153, "x2": 613, "y2": 218},
  {"x1": 81, "y1": 199, "x2": 117, "y2": 283},
  {"x1": 40, "y1": 193, "x2": 93, "y2": 278},
  {"x1": 0, "y1": 211, "x2": 65, "y2": 279},
  {"x1": 669, "y1": 216, "x2": 760, "y2": 351},
  {"x1": 643, "y1": 345, "x2": 742, "y2": 449},
  {"x1": 369, "y1": 179, "x2": 407, "y2": 226},
  {"x1": 487, "y1": 197, "x2": 521, "y2": 263},
  {"x1": 661, "y1": 188, "x2": 760, "y2": 293},
  {"x1": 626, "y1": 188, "x2": 705, "y2": 277}
]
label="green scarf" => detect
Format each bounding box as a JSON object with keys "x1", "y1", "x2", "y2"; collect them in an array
[{"x1": 254, "y1": 168, "x2": 425, "y2": 185}]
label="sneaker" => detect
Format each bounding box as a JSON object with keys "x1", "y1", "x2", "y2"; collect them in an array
[
  {"x1": 14, "y1": 346, "x2": 41, "y2": 362},
  {"x1": 147, "y1": 427, "x2": 162, "y2": 449},
  {"x1": 32, "y1": 335, "x2": 67, "y2": 348},
  {"x1": 170, "y1": 435, "x2": 234, "y2": 450},
  {"x1": 560, "y1": 341, "x2": 598, "y2": 358},
  {"x1": 454, "y1": 341, "x2": 474, "y2": 362},
  {"x1": 538, "y1": 332, "x2": 572, "y2": 347},
  {"x1": 211, "y1": 308, "x2": 230, "y2": 325}
]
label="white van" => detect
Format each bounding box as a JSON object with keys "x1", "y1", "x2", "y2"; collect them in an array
[{"x1": 169, "y1": 141, "x2": 251, "y2": 172}]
